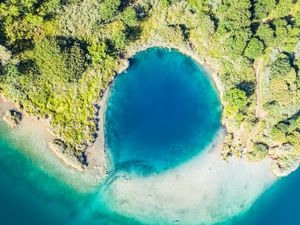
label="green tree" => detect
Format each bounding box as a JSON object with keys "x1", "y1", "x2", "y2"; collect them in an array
[
  {"x1": 87, "y1": 42, "x2": 109, "y2": 67},
  {"x1": 187, "y1": 0, "x2": 209, "y2": 13},
  {"x1": 66, "y1": 42, "x2": 86, "y2": 81},
  {"x1": 244, "y1": 38, "x2": 264, "y2": 59},
  {"x1": 121, "y1": 7, "x2": 138, "y2": 27},
  {"x1": 99, "y1": 0, "x2": 121, "y2": 22},
  {"x1": 256, "y1": 24, "x2": 275, "y2": 47},
  {"x1": 294, "y1": 12, "x2": 300, "y2": 27},
  {"x1": 254, "y1": 0, "x2": 276, "y2": 20},
  {"x1": 247, "y1": 142, "x2": 269, "y2": 161},
  {"x1": 0, "y1": 63, "x2": 19, "y2": 83},
  {"x1": 224, "y1": 87, "x2": 248, "y2": 108},
  {"x1": 271, "y1": 126, "x2": 287, "y2": 143},
  {"x1": 270, "y1": 56, "x2": 292, "y2": 77},
  {"x1": 224, "y1": 30, "x2": 251, "y2": 57},
  {"x1": 273, "y1": 19, "x2": 289, "y2": 41},
  {"x1": 110, "y1": 32, "x2": 127, "y2": 51}
]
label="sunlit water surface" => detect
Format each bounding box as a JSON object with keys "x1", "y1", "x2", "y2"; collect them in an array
[{"x1": 0, "y1": 48, "x2": 296, "y2": 225}]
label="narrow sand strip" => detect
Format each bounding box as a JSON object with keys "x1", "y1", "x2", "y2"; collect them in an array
[
  {"x1": 0, "y1": 94, "x2": 109, "y2": 191},
  {"x1": 101, "y1": 130, "x2": 277, "y2": 225}
]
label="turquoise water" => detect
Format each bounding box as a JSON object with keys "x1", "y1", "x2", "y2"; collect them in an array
[
  {"x1": 0, "y1": 48, "x2": 299, "y2": 225},
  {"x1": 105, "y1": 48, "x2": 221, "y2": 173},
  {"x1": 1, "y1": 124, "x2": 300, "y2": 225}
]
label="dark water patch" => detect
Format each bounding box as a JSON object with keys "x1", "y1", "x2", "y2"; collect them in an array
[{"x1": 105, "y1": 48, "x2": 222, "y2": 173}]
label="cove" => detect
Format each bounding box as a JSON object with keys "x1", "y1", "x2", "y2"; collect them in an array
[
  {"x1": 0, "y1": 48, "x2": 299, "y2": 225},
  {"x1": 105, "y1": 48, "x2": 221, "y2": 173},
  {"x1": 0, "y1": 122, "x2": 299, "y2": 225}
]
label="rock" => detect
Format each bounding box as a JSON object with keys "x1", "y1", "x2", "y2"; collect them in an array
[
  {"x1": 271, "y1": 158, "x2": 300, "y2": 177},
  {"x1": 3, "y1": 109, "x2": 22, "y2": 128}
]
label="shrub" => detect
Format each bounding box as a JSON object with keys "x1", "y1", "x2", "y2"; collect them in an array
[
  {"x1": 121, "y1": 7, "x2": 138, "y2": 27},
  {"x1": 270, "y1": 57, "x2": 292, "y2": 78},
  {"x1": 99, "y1": 0, "x2": 121, "y2": 22},
  {"x1": 224, "y1": 87, "x2": 248, "y2": 109},
  {"x1": 244, "y1": 38, "x2": 264, "y2": 59}
]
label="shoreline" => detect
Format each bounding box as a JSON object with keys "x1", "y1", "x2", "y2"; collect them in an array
[
  {"x1": 0, "y1": 41, "x2": 281, "y2": 185},
  {"x1": 101, "y1": 128, "x2": 277, "y2": 225},
  {"x1": 1, "y1": 41, "x2": 224, "y2": 178},
  {"x1": 124, "y1": 40, "x2": 224, "y2": 100},
  {"x1": 0, "y1": 93, "x2": 109, "y2": 186}
]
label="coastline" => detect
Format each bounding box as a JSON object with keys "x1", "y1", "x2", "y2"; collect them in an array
[
  {"x1": 0, "y1": 40, "x2": 282, "y2": 186},
  {"x1": 124, "y1": 39, "x2": 224, "y2": 99},
  {"x1": 1, "y1": 40, "x2": 224, "y2": 178},
  {"x1": 0, "y1": 93, "x2": 109, "y2": 188},
  {"x1": 102, "y1": 128, "x2": 277, "y2": 225}
]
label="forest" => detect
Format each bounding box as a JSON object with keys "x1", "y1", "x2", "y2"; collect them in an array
[{"x1": 0, "y1": 0, "x2": 299, "y2": 175}]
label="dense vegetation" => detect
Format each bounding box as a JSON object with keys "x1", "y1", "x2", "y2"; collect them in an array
[{"x1": 0, "y1": 0, "x2": 299, "y2": 174}]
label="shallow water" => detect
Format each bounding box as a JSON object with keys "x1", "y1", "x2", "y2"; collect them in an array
[
  {"x1": 0, "y1": 120, "x2": 299, "y2": 225},
  {"x1": 105, "y1": 48, "x2": 221, "y2": 173},
  {"x1": 0, "y1": 48, "x2": 298, "y2": 225}
]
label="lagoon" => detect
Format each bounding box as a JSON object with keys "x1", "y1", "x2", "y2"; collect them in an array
[
  {"x1": 105, "y1": 48, "x2": 221, "y2": 173},
  {"x1": 0, "y1": 48, "x2": 297, "y2": 225}
]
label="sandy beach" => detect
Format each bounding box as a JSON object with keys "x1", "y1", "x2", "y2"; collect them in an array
[
  {"x1": 101, "y1": 129, "x2": 277, "y2": 225},
  {"x1": 0, "y1": 43, "x2": 276, "y2": 196},
  {"x1": 0, "y1": 94, "x2": 109, "y2": 191}
]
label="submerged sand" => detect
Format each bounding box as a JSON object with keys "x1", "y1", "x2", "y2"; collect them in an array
[
  {"x1": 101, "y1": 129, "x2": 276, "y2": 225},
  {"x1": 0, "y1": 94, "x2": 109, "y2": 191},
  {"x1": 0, "y1": 45, "x2": 279, "y2": 224}
]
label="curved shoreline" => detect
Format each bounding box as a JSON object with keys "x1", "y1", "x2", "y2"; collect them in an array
[
  {"x1": 101, "y1": 128, "x2": 276, "y2": 225},
  {"x1": 0, "y1": 93, "x2": 109, "y2": 190},
  {"x1": 0, "y1": 44, "x2": 278, "y2": 189}
]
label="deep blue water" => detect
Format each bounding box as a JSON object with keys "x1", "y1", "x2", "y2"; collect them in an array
[
  {"x1": 0, "y1": 48, "x2": 300, "y2": 225},
  {"x1": 105, "y1": 48, "x2": 221, "y2": 173}
]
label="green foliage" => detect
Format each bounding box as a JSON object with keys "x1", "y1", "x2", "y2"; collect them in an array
[
  {"x1": 294, "y1": 12, "x2": 300, "y2": 27},
  {"x1": 254, "y1": 0, "x2": 276, "y2": 20},
  {"x1": 224, "y1": 30, "x2": 251, "y2": 57},
  {"x1": 270, "y1": 56, "x2": 292, "y2": 78},
  {"x1": 26, "y1": 38, "x2": 73, "y2": 82},
  {"x1": 224, "y1": 87, "x2": 248, "y2": 109},
  {"x1": 273, "y1": 0, "x2": 294, "y2": 19},
  {"x1": 66, "y1": 42, "x2": 87, "y2": 82},
  {"x1": 187, "y1": 0, "x2": 209, "y2": 13},
  {"x1": 0, "y1": 0, "x2": 62, "y2": 46},
  {"x1": 99, "y1": 0, "x2": 121, "y2": 22},
  {"x1": 110, "y1": 32, "x2": 127, "y2": 52},
  {"x1": 224, "y1": 87, "x2": 248, "y2": 117},
  {"x1": 256, "y1": 24, "x2": 275, "y2": 47},
  {"x1": 0, "y1": 63, "x2": 20, "y2": 83},
  {"x1": 216, "y1": 0, "x2": 251, "y2": 33},
  {"x1": 88, "y1": 42, "x2": 110, "y2": 67},
  {"x1": 244, "y1": 38, "x2": 264, "y2": 59},
  {"x1": 247, "y1": 142, "x2": 269, "y2": 161},
  {"x1": 121, "y1": 7, "x2": 138, "y2": 27}
]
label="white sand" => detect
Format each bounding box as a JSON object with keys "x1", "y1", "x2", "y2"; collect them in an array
[
  {"x1": 0, "y1": 95, "x2": 108, "y2": 191},
  {"x1": 101, "y1": 129, "x2": 276, "y2": 225}
]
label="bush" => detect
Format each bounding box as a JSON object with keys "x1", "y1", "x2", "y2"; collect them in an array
[
  {"x1": 254, "y1": 0, "x2": 276, "y2": 20},
  {"x1": 224, "y1": 87, "x2": 248, "y2": 109},
  {"x1": 256, "y1": 24, "x2": 275, "y2": 47},
  {"x1": 99, "y1": 0, "x2": 121, "y2": 22},
  {"x1": 121, "y1": 7, "x2": 138, "y2": 27},
  {"x1": 66, "y1": 42, "x2": 87, "y2": 81},
  {"x1": 244, "y1": 38, "x2": 264, "y2": 59},
  {"x1": 270, "y1": 57, "x2": 292, "y2": 78},
  {"x1": 247, "y1": 142, "x2": 269, "y2": 161}
]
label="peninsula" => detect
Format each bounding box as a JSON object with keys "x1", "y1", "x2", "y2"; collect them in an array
[{"x1": 0, "y1": 0, "x2": 300, "y2": 178}]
